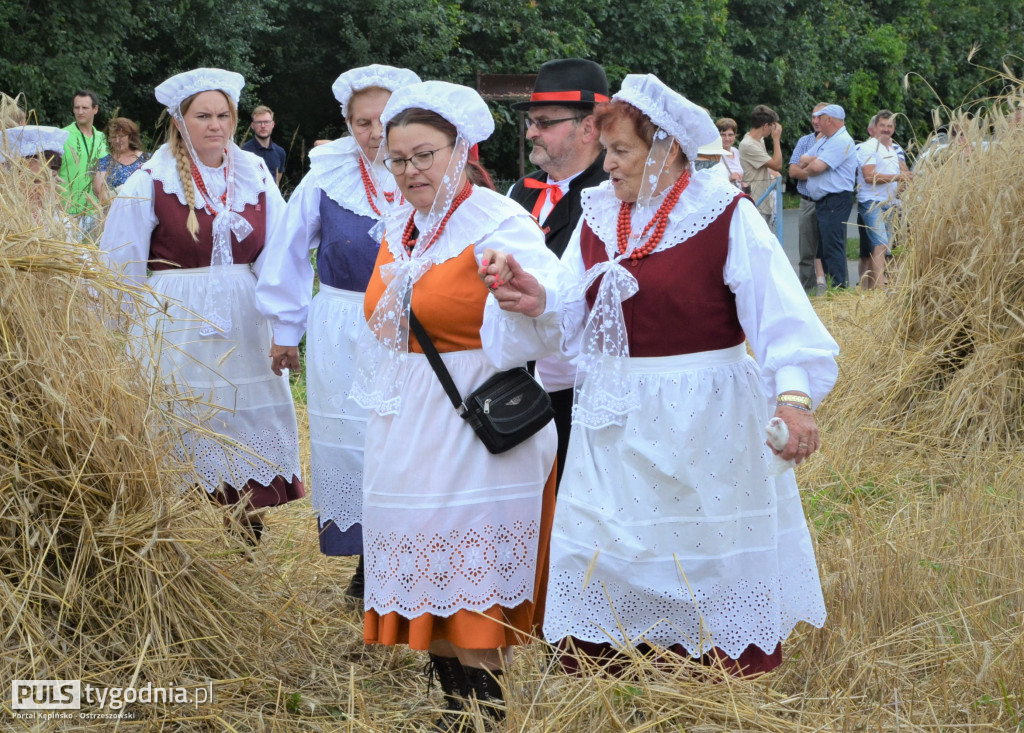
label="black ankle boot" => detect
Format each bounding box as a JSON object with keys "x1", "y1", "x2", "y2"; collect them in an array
[
  {"x1": 426, "y1": 653, "x2": 469, "y2": 731},
  {"x1": 344, "y1": 555, "x2": 364, "y2": 600},
  {"x1": 463, "y1": 666, "x2": 505, "y2": 723}
]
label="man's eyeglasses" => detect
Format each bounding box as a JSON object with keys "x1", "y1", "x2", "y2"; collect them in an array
[
  {"x1": 384, "y1": 144, "x2": 452, "y2": 174},
  {"x1": 252, "y1": 120, "x2": 274, "y2": 126},
  {"x1": 525, "y1": 115, "x2": 583, "y2": 131}
]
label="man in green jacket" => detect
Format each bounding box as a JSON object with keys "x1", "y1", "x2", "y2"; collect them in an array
[{"x1": 59, "y1": 90, "x2": 108, "y2": 231}]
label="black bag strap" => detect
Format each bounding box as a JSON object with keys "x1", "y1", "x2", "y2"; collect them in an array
[{"x1": 408, "y1": 308, "x2": 467, "y2": 416}]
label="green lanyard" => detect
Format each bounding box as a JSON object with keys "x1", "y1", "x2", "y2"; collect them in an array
[{"x1": 77, "y1": 127, "x2": 97, "y2": 166}]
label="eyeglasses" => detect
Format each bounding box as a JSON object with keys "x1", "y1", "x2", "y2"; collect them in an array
[
  {"x1": 525, "y1": 115, "x2": 583, "y2": 130},
  {"x1": 252, "y1": 120, "x2": 274, "y2": 126},
  {"x1": 384, "y1": 144, "x2": 452, "y2": 174}
]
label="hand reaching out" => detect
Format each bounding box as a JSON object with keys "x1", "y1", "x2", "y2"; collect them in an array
[{"x1": 478, "y1": 249, "x2": 547, "y2": 318}]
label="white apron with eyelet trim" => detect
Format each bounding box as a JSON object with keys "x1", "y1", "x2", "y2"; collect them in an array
[
  {"x1": 139, "y1": 264, "x2": 302, "y2": 492},
  {"x1": 361, "y1": 347, "x2": 556, "y2": 619},
  {"x1": 542, "y1": 344, "x2": 827, "y2": 659},
  {"x1": 306, "y1": 284, "x2": 369, "y2": 532}
]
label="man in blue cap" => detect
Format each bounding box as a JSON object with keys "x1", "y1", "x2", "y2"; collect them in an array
[{"x1": 795, "y1": 104, "x2": 858, "y2": 289}]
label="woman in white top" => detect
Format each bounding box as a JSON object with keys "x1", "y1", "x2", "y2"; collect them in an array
[
  {"x1": 100, "y1": 68, "x2": 303, "y2": 537},
  {"x1": 716, "y1": 116, "x2": 745, "y2": 187},
  {"x1": 352, "y1": 81, "x2": 569, "y2": 728},
  {"x1": 256, "y1": 65, "x2": 419, "y2": 598},
  {"x1": 482, "y1": 74, "x2": 839, "y2": 677}
]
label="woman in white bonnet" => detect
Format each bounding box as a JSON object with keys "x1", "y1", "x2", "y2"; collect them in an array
[
  {"x1": 256, "y1": 64, "x2": 419, "y2": 598},
  {"x1": 1, "y1": 125, "x2": 67, "y2": 201},
  {"x1": 482, "y1": 73, "x2": 839, "y2": 677},
  {"x1": 100, "y1": 68, "x2": 304, "y2": 537},
  {"x1": 353, "y1": 80, "x2": 569, "y2": 728}
]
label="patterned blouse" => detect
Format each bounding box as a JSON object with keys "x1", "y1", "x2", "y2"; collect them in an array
[{"x1": 95, "y1": 151, "x2": 151, "y2": 190}]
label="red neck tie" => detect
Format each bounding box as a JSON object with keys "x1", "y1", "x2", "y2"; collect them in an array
[{"x1": 523, "y1": 178, "x2": 563, "y2": 221}]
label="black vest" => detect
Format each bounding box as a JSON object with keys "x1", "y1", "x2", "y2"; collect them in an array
[{"x1": 508, "y1": 152, "x2": 607, "y2": 258}]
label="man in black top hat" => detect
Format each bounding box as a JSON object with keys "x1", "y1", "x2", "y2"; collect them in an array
[{"x1": 508, "y1": 58, "x2": 609, "y2": 489}]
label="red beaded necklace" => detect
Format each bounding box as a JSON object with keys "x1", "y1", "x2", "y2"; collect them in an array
[
  {"x1": 616, "y1": 169, "x2": 691, "y2": 260},
  {"x1": 401, "y1": 180, "x2": 473, "y2": 256},
  {"x1": 190, "y1": 154, "x2": 228, "y2": 215},
  {"x1": 359, "y1": 156, "x2": 399, "y2": 216}
]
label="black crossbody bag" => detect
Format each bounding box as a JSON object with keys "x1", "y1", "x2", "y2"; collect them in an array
[{"x1": 408, "y1": 309, "x2": 554, "y2": 454}]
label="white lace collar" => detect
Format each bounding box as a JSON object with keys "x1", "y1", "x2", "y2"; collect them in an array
[
  {"x1": 143, "y1": 142, "x2": 270, "y2": 210},
  {"x1": 308, "y1": 136, "x2": 400, "y2": 220},
  {"x1": 382, "y1": 186, "x2": 528, "y2": 265},
  {"x1": 581, "y1": 168, "x2": 741, "y2": 258}
]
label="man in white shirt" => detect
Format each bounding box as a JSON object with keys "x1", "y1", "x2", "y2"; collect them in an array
[{"x1": 856, "y1": 109, "x2": 911, "y2": 289}]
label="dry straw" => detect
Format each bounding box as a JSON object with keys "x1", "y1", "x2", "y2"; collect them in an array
[
  {"x1": 1, "y1": 82, "x2": 1023, "y2": 731},
  {"x1": 0, "y1": 152, "x2": 340, "y2": 729}
]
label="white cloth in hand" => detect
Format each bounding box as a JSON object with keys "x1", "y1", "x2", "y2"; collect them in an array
[{"x1": 765, "y1": 417, "x2": 795, "y2": 476}]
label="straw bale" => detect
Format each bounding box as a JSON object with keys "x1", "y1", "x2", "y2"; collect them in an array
[
  {"x1": 0, "y1": 154, "x2": 329, "y2": 728},
  {"x1": 815, "y1": 94, "x2": 1024, "y2": 455},
  {"x1": 1, "y1": 92, "x2": 27, "y2": 129}
]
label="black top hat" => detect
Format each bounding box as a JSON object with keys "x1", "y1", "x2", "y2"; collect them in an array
[{"x1": 511, "y1": 59, "x2": 609, "y2": 111}]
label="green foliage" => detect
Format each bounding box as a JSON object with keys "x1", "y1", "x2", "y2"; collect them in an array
[
  {"x1": 592, "y1": 0, "x2": 732, "y2": 112},
  {"x1": 248, "y1": 0, "x2": 462, "y2": 188},
  {"x1": 0, "y1": 0, "x2": 269, "y2": 140},
  {"x1": 2, "y1": 0, "x2": 1022, "y2": 181}
]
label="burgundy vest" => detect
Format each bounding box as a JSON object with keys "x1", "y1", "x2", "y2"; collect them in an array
[
  {"x1": 581, "y1": 196, "x2": 745, "y2": 357},
  {"x1": 149, "y1": 179, "x2": 267, "y2": 270}
]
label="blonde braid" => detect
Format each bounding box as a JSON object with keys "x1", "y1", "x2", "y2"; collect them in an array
[
  {"x1": 170, "y1": 131, "x2": 200, "y2": 241},
  {"x1": 167, "y1": 91, "x2": 237, "y2": 241}
]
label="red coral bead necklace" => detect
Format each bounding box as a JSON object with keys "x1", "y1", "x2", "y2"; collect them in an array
[
  {"x1": 402, "y1": 180, "x2": 474, "y2": 256},
  {"x1": 616, "y1": 169, "x2": 691, "y2": 260},
  {"x1": 359, "y1": 156, "x2": 400, "y2": 217},
  {"x1": 190, "y1": 152, "x2": 228, "y2": 215}
]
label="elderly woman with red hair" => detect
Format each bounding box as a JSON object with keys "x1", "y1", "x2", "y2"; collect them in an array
[{"x1": 482, "y1": 74, "x2": 839, "y2": 676}]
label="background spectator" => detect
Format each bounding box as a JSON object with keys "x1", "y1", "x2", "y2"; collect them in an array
[
  {"x1": 92, "y1": 117, "x2": 150, "y2": 204},
  {"x1": 788, "y1": 102, "x2": 828, "y2": 293},
  {"x1": 242, "y1": 105, "x2": 286, "y2": 184},
  {"x1": 715, "y1": 117, "x2": 744, "y2": 187},
  {"x1": 59, "y1": 90, "x2": 108, "y2": 229},
  {"x1": 738, "y1": 104, "x2": 783, "y2": 224}
]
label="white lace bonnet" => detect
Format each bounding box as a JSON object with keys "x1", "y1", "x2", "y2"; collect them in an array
[
  {"x1": 380, "y1": 81, "x2": 495, "y2": 146},
  {"x1": 333, "y1": 65, "x2": 422, "y2": 118},
  {"x1": 0, "y1": 125, "x2": 69, "y2": 162},
  {"x1": 155, "y1": 68, "x2": 244, "y2": 113},
  {"x1": 613, "y1": 74, "x2": 720, "y2": 161}
]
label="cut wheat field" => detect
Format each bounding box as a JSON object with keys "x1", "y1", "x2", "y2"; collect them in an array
[{"x1": 1, "y1": 88, "x2": 1022, "y2": 731}]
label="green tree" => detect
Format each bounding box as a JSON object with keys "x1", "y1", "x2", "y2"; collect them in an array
[
  {"x1": 0, "y1": 0, "x2": 134, "y2": 126},
  {"x1": 0, "y1": 0, "x2": 272, "y2": 148},
  {"x1": 593, "y1": 0, "x2": 732, "y2": 115},
  {"x1": 249, "y1": 0, "x2": 463, "y2": 188}
]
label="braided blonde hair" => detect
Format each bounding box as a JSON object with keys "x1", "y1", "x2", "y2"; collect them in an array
[{"x1": 167, "y1": 91, "x2": 238, "y2": 241}]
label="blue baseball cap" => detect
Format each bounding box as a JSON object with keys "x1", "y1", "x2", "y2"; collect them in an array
[{"x1": 813, "y1": 104, "x2": 846, "y2": 120}]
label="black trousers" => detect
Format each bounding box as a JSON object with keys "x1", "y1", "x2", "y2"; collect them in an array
[
  {"x1": 814, "y1": 190, "x2": 854, "y2": 288},
  {"x1": 549, "y1": 387, "x2": 574, "y2": 491}
]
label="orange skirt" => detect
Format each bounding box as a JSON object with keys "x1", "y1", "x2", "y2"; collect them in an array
[{"x1": 364, "y1": 464, "x2": 557, "y2": 650}]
